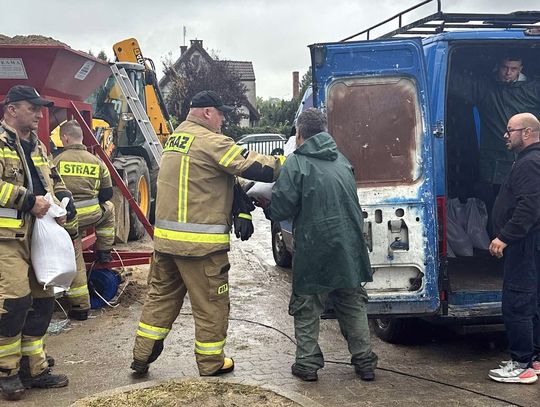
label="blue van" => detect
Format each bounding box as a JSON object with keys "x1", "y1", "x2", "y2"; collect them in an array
[{"x1": 272, "y1": 3, "x2": 540, "y2": 343}]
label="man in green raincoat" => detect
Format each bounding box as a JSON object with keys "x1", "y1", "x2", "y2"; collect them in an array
[{"x1": 265, "y1": 108, "x2": 377, "y2": 382}]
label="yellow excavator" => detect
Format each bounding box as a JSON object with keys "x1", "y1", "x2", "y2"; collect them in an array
[
  {"x1": 112, "y1": 38, "x2": 172, "y2": 145},
  {"x1": 52, "y1": 38, "x2": 173, "y2": 241}
]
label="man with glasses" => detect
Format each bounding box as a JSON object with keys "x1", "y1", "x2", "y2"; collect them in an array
[{"x1": 488, "y1": 113, "x2": 540, "y2": 384}]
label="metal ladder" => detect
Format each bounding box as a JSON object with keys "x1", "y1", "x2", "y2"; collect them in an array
[{"x1": 110, "y1": 64, "x2": 163, "y2": 164}]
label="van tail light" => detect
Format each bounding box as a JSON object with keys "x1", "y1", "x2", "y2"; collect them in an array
[
  {"x1": 440, "y1": 290, "x2": 447, "y2": 302},
  {"x1": 436, "y1": 196, "x2": 446, "y2": 257}
]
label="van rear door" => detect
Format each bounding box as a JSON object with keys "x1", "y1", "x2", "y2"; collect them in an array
[{"x1": 310, "y1": 39, "x2": 438, "y2": 316}]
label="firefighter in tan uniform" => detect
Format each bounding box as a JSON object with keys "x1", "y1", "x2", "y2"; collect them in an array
[
  {"x1": 0, "y1": 86, "x2": 70, "y2": 401},
  {"x1": 131, "y1": 91, "x2": 285, "y2": 376},
  {"x1": 53, "y1": 120, "x2": 115, "y2": 321}
]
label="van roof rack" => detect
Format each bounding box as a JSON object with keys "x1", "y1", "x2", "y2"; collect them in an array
[{"x1": 341, "y1": 0, "x2": 540, "y2": 42}]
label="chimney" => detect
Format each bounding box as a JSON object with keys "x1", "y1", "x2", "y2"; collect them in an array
[
  {"x1": 180, "y1": 45, "x2": 187, "y2": 55},
  {"x1": 292, "y1": 71, "x2": 300, "y2": 99}
]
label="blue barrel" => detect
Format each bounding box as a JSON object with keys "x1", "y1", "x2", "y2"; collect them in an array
[{"x1": 89, "y1": 268, "x2": 120, "y2": 309}]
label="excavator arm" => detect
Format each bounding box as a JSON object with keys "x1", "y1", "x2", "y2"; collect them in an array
[{"x1": 113, "y1": 38, "x2": 173, "y2": 144}]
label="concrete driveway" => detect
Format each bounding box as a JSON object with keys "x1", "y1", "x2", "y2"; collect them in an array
[{"x1": 13, "y1": 210, "x2": 537, "y2": 407}]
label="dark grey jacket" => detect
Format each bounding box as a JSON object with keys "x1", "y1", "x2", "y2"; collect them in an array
[{"x1": 492, "y1": 142, "x2": 540, "y2": 243}]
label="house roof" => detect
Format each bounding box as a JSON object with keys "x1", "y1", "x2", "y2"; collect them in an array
[
  {"x1": 221, "y1": 61, "x2": 255, "y2": 81},
  {"x1": 159, "y1": 40, "x2": 256, "y2": 89}
]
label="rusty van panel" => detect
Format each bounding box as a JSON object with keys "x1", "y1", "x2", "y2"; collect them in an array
[{"x1": 327, "y1": 77, "x2": 421, "y2": 186}]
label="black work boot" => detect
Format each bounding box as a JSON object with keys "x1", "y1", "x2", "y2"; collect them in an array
[
  {"x1": 291, "y1": 363, "x2": 318, "y2": 382},
  {"x1": 20, "y1": 368, "x2": 68, "y2": 389},
  {"x1": 0, "y1": 375, "x2": 25, "y2": 401},
  {"x1": 130, "y1": 360, "x2": 149, "y2": 376},
  {"x1": 355, "y1": 365, "x2": 375, "y2": 381},
  {"x1": 96, "y1": 250, "x2": 112, "y2": 264},
  {"x1": 68, "y1": 309, "x2": 89, "y2": 321}
]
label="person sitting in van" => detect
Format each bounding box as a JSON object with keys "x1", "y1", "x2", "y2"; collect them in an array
[
  {"x1": 263, "y1": 108, "x2": 378, "y2": 382},
  {"x1": 450, "y1": 55, "x2": 540, "y2": 217},
  {"x1": 488, "y1": 113, "x2": 540, "y2": 384}
]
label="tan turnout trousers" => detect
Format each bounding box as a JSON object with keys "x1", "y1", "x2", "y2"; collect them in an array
[
  {"x1": 0, "y1": 238, "x2": 54, "y2": 377},
  {"x1": 133, "y1": 250, "x2": 230, "y2": 375}
]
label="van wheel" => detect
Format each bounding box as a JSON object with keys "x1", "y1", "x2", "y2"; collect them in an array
[
  {"x1": 370, "y1": 318, "x2": 418, "y2": 344},
  {"x1": 272, "y1": 222, "x2": 292, "y2": 268}
]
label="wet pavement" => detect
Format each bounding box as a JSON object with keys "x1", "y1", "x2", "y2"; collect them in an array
[{"x1": 13, "y1": 210, "x2": 539, "y2": 406}]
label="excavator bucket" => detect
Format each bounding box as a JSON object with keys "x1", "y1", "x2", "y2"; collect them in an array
[{"x1": 0, "y1": 44, "x2": 111, "y2": 102}]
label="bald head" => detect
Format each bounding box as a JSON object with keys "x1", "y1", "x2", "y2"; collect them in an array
[
  {"x1": 514, "y1": 113, "x2": 540, "y2": 134},
  {"x1": 505, "y1": 113, "x2": 540, "y2": 153},
  {"x1": 59, "y1": 120, "x2": 83, "y2": 146},
  {"x1": 188, "y1": 106, "x2": 224, "y2": 132}
]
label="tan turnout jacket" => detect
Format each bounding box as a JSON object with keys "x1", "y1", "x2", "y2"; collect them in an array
[
  {"x1": 154, "y1": 114, "x2": 283, "y2": 257},
  {"x1": 0, "y1": 120, "x2": 67, "y2": 240}
]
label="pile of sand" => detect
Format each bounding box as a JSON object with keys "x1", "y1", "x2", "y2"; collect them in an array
[{"x1": 0, "y1": 34, "x2": 67, "y2": 46}]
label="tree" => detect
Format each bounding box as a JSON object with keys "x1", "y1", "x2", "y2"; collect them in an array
[
  {"x1": 163, "y1": 55, "x2": 247, "y2": 127},
  {"x1": 257, "y1": 98, "x2": 297, "y2": 128},
  {"x1": 97, "y1": 50, "x2": 108, "y2": 62},
  {"x1": 299, "y1": 68, "x2": 312, "y2": 100}
]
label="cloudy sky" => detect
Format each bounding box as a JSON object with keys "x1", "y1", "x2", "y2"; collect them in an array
[{"x1": 2, "y1": 0, "x2": 539, "y2": 99}]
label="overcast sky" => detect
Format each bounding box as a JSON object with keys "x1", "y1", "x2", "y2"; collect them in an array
[{"x1": 2, "y1": 0, "x2": 539, "y2": 99}]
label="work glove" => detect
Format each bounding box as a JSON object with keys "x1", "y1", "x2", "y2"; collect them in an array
[
  {"x1": 232, "y1": 183, "x2": 255, "y2": 241},
  {"x1": 234, "y1": 212, "x2": 254, "y2": 241},
  {"x1": 55, "y1": 191, "x2": 77, "y2": 221}
]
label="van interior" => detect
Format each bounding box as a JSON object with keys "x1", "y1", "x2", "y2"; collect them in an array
[{"x1": 445, "y1": 43, "x2": 540, "y2": 295}]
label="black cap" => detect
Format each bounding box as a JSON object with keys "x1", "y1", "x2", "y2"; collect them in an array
[
  {"x1": 1, "y1": 85, "x2": 53, "y2": 107},
  {"x1": 190, "y1": 90, "x2": 233, "y2": 113}
]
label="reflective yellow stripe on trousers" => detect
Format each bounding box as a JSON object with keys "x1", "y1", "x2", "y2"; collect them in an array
[
  {"x1": 21, "y1": 338, "x2": 44, "y2": 356},
  {"x1": 0, "y1": 338, "x2": 21, "y2": 358},
  {"x1": 136, "y1": 322, "x2": 170, "y2": 341},
  {"x1": 66, "y1": 284, "x2": 89, "y2": 298},
  {"x1": 195, "y1": 338, "x2": 226, "y2": 355},
  {"x1": 96, "y1": 227, "x2": 115, "y2": 237}
]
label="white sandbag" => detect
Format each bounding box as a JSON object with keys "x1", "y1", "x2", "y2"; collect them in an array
[
  {"x1": 446, "y1": 198, "x2": 473, "y2": 256},
  {"x1": 246, "y1": 181, "x2": 274, "y2": 201},
  {"x1": 246, "y1": 136, "x2": 297, "y2": 202},
  {"x1": 31, "y1": 193, "x2": 76, "y2": 289}
]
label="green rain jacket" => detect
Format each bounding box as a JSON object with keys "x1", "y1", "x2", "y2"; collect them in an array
[{"x1": 267, "y1": 132, "x2": 372, "y2": 295}]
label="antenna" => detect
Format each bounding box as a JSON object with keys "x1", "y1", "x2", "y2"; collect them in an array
[{"x1": 183, "y1": 26, "x2": 187, "y2": 46}]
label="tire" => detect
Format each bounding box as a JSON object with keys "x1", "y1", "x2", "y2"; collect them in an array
[
  {"x1": 272, "y1": 221, "x2": 292, "y2": 268},
  {"x1": 369, "y1": 318, "x2": 419, "y2": 344},
  {"x1": 122, "y1": 156, "x2": 151, "y2": 241}
]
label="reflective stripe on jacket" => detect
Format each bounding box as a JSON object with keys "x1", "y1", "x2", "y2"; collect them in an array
[
  {"x1": 154, "y1": 114, "x2": 283, "y2": 257},
  {"x1": 0, "y1": 121, "x2": 67, "y2": 239}
]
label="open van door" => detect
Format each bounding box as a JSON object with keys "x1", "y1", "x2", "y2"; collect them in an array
[{"x1": 310, "y1": 39, "x2": 439, "y2": 319}]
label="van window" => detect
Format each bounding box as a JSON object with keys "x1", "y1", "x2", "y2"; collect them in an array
[{"x1": 327, "y1": 77, "x2": 422, "y2": 186}]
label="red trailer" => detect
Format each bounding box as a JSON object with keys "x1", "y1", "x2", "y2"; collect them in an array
[{"x1": 0, "y1": 44, "x2": 153, "y2": 270}]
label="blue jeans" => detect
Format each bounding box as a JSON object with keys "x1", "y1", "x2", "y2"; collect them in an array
[
  {"x1": 288, "y1": 286, "x2": 377, "y2": 372},
  {"x1": 502, "y1": 231, "x2": 540, "y2": 364}
]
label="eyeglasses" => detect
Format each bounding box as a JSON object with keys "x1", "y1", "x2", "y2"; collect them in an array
[{"x1": 504, "y1": 128, "x2": 526, "y2": 137}]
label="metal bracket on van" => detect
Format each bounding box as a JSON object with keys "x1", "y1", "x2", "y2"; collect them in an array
[
  {"x1": 387, "y1": 219, "x2": 409, "y2": 259},
  {"x1": 433, "y1": 121, "x2": 444, "y2": 138}
]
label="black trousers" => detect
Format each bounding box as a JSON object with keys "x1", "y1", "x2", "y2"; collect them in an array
[{"x1": 502, "y1": 231, "x2": 540, "y2": 364}]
